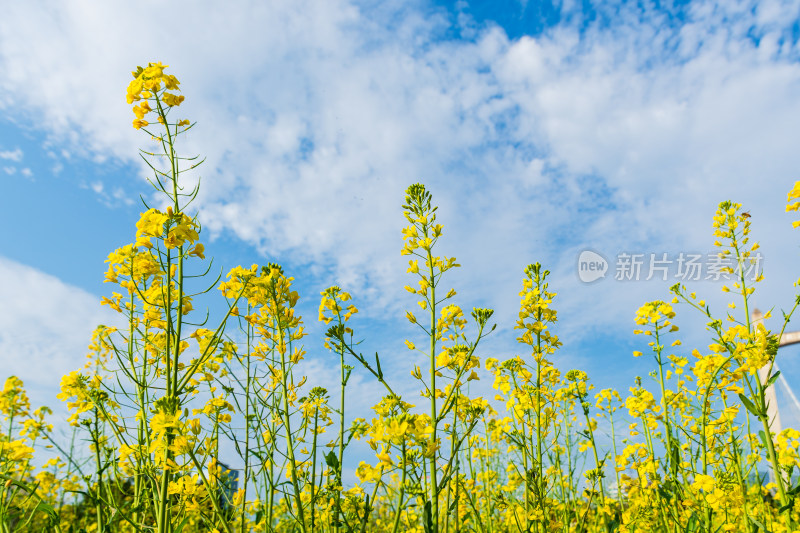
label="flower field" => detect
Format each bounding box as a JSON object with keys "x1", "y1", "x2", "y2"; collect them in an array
[{"x1": 2, "y1": 62, "x2": 800, "y2": 533}]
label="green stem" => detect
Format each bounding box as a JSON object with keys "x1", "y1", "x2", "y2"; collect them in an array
[{"x1": 426, "y1": 245, "x2": 439, "y2": 530}]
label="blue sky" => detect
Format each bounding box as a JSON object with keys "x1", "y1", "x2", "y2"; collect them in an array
[{"x1": 2, "y1": 0, "x2": 800, "y2": 459}]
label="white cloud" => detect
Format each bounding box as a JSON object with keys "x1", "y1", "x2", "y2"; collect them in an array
[
  {"x1": 2, "y1": 0, "x2": 800, "y2": 407},
  {"x1": 0, "y1": 147, "x2": 22, "y2": 161},
  {"x1": 0, "y1": 257, "x2": 116, "y2": 409}
]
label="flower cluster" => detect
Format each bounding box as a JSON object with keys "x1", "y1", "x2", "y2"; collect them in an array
[{"x1": 127, "y1": 62, "x2": 189, "y2": 130}]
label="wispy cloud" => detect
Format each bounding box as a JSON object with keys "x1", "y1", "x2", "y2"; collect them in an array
[{"x1": 0, "y1": 147, "x2": 22, "y2": 161}]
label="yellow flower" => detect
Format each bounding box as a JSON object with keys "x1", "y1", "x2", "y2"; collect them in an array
[
  {"x1": 126, "y1": 78, "x2": 143, "y2": 104},
  {"x1": 422, "y1": 438, "x2": 439, "y2": 457},
  {"x1": 187, "y1": 243, "x2": 205, "y2": 259},
  {"x1": 164, "y1": 213, "x2": 199, "y2": 249},
  {"x1": 0, "y1": 439, "x2": 35, "y2": 462},
  {"x1": 135, "y1": 208, "x2": 169, "y2": 246},
  {"x1": 133, "y1": 100, "x2": 152, "y2": 119},
  {"x1": 128, "y1": 62, "x2": 187, "y2": 127},
  {"x1": 150, "y1": 411, "x2": 180, "y2": 434},
  {"x1": 0, "y1": 376, "x2": 30, "y2": 418},
  {"x1": 355, "y1": 461, "x2": 382, "y2": 483},
  {"x1": 376, "y1": 451, "x2": 393, "y2": 468},
  {"x1": 691, "y1": 473, "x2": 715, "y2": 493},
  {"x1": 162, "y1": 92, "x2": 185, "y2": 107},
  {"x1": 787, "y1": 181, "x2": 800, "y2": 220}
]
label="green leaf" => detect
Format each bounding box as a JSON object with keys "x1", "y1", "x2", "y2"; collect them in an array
[
  {"x1": 173, "y1": 516, "x2": 190, "y2": 533},
  {"x1": 759, "y1": 430, "x2": 770, "y2": 451},
  {"x1": 423, "y1": 501, "x2": 433, "y2": 533},
  {"x1": 33, "y1": 501, "x2": 59, "y2": 524},
  {"x1": 670, "y1": 441, "x2": 680, "y2": 477},
  {"x1": 765, "y1": 371, "x2": 781, "y2": 389},
  {"x1": 739, "y1": 393, "x2": 762, "y2": 417},
  {"x1": 0, "y1": 473, "x2": 34, "y2": 492},
  {"x1": 359, "y1": 494, "x2": 371, "y2": 533},
  {"x1": 748, "y1": 516, "x2": 768, "y2": 531},
  {"x1": 437, "y1": 469, "x2": 455, "y2": 492},
  {"x1": 324, "y1": 450, "x2": 339, "y2": 471},
  {"x1": 375, "y1": 353, "x2": 383, "y2": 380}
]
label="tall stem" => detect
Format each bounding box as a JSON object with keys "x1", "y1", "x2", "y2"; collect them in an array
[{"x1": 427, "y1": 246, "x2": 439, "y2": 530}]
